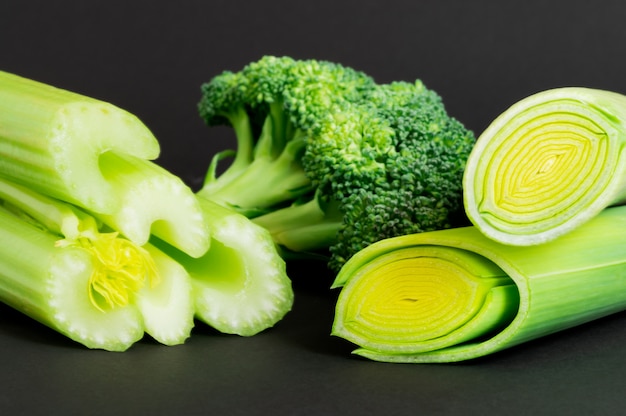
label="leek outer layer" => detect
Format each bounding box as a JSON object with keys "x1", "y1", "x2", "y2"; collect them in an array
[
  {"x1": 0, "y1": 70, "x2": 210, "y2": 258},
  {"x1": 332, "y1": 205, "x2": 626, "y2": 363},
  {"x1": 464, "y1": 87, "x2": 626, "y2": 245}
]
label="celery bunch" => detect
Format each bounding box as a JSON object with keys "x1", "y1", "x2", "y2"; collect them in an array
[
  {"x1": 0, "y1": 70, "x2": 294, "y2": 350},
  {"x1": 332, "y1": 205, "x2": 626, "y2": 363}
]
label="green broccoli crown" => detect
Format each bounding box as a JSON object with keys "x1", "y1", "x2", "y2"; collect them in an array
[
  {"x1": 282, "y1": 59, "x2": 376, "y2": 134},
  {"x1": 303, "y1": 81, "x2": 476, "y2": 270},
  {"x1": 197, "y1": 57, "x2": 475, "y2": 273}
]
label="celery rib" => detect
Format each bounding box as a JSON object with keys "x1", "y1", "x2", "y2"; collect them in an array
[
  {"x1": 0, "y1": 70, "x2": 210, "y2": 258},
  {"x1": 0, "y1": 70, "x2": 159, "y2": 215},
  {"x1": 94, "y1": 152, "x2": 210, "y2": 258},
  {"x1": 154, "y1": 196, "x2": 294, "y2": 336},
  {"x1": 332, "y1": 205, "x2": 626, "y2": 363}
]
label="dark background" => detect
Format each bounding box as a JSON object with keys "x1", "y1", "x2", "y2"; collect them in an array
[{"x1": 2, "y1": 1, "x2": 626, "y2": 414}]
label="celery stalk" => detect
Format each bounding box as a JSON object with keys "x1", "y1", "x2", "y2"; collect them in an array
[
  {"x1": 154, "y1": 196, "x2": 294, "y2": 336},
  {"x1": 0, "y1": 178, "x2": 194, "y2": 351},
  {"x1": 93, "y1": 152, "x2": 210, "y2": 258},
  {"x1": 463, "y1": 87, "x2": 626, "y2": 245},
  {"x1": 0, "y1": 70, "x2": 159, "y2": 214},
  {"x1": 332, "y1": 205, "x2": 626, "y2": 363},
  {"x1": 0, "y1": 70, "x2": 210, "y2": 258}
]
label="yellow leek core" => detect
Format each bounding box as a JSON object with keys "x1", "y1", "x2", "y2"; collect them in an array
[
  {"x1": 57, "y1": 232, "x2": 159, "y2": 312},
  {"x1": 332, "y1": 245, "x2": 519, "y2": 354},
  {"x1": 463, "y1": 88, "x2": 626, "y2": 245},
  {"x1": 477, "y1": 103, "x2": 613, "y2": 234}
]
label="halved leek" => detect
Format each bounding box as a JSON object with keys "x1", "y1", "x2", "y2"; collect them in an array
[
  {"x1": 0, "y1": 70, "x2": 210, "y2": 258},
  {"x1": 0, "y1": 177, "x2": 194, "y2": 351},
  {"x1": 463, "y1": 87, "x2": 626, "y2": 245},
  {"x1": 332, "y1": 205, "x2": 626, "y2": 363}
]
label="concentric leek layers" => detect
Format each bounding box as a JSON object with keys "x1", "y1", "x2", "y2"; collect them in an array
[
  {"x1": 464, "y1": 87, "x2": 626, "y2": 245},
  {"x1": 332, "y1": 205, "x2": 626, "y2": 363}
]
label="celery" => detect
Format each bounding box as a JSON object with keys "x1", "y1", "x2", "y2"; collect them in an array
[
  {"x1": 332, "y1": 205, "x2": 626, "y2": 363},
  {"x1": 0, "y1": 178, "x2": 194, "y2": 351},
  {"x1": 154, "y1": 196, "x2": 294, "y2": 336},
  {"x1": 93, "y1": 152, "x2": 210, "y2": 258},
  {"x1": 0, "y1": 70, "x2": 210, "y2": 258},
  {"x1": 463, "y1": 87, "x2": 626, "y2": 245}
]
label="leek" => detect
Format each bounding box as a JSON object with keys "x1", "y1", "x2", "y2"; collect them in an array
[
  {"x1": 463, "y1": 87, "x2": 626, "y2": 245},
  {"x1": 332, "y1": 205, "x2": 626, "y2": 363},
  {"x1": 0, "y1": 177, "x2": 194, "y2": 351},
  {"x1": 0, "y1": 70, "x2": 210, "y2": 257},
  {"x1": 153, "y1": 196, "x2": 294, "y2": 336}
]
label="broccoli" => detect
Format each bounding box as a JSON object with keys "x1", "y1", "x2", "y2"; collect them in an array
[
  {"x1": 197, "y1": 55, "x2": 375, "y2": 217},
  {"x1": 197, "y1": 56, "x2": 475, "y2": 271}
]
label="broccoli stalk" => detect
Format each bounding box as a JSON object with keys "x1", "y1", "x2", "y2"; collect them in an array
[{"x1": 252, "y1": 190, "x2": 343, "y2": 254}]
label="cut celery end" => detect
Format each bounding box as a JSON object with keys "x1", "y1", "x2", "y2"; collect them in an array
[
  {"x1": 0, "y1": 208, "x2": 143, "y2": 351},
  {"x1": 94, "y1": 152, "x2": 211, "y2": 258},
  {"x1": 332, "y1": 205, "x2": 626, "y2": 363},
  {"x1": 135, "y1": 245, "x2": 195, "y2": 346},
  {"x1": 0, "y1": 196, "x2": 194, "y2": 351},
  {"x1": 47, "y1": 246, "x2": 146, "y2": 351},
  {"x1": 0, "y1": 70, "x2": 160, "y2": 215},
  {"x1": 156, "y1": 197, "x2": 294, "y2": 336}
]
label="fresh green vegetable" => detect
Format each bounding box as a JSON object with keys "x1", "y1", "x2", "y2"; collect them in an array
[
  {"x1": 197, "y1": 55, "x2": 375, "y2": 216},
  {"x1": 332, "y1": 205, "x2": 626, "y2": 363},
  {"x1": 0, "y1": 70, "x2": 210, "y2": 258},
  {"x1": 153, "y1": 196, "x2": 294, "y2": 336},
  {"x1": 92, "y1": 152, "x2": 210, "y2": 258},
  {"x1": 0, "y1": 177, "x2": 194, "y2": 351},
  {"x1": 464, "y1": 87, "x2": 626, "y2": 246},
  {"x1": 198, "y1": 56, "x2": 475, "y2": 271}
]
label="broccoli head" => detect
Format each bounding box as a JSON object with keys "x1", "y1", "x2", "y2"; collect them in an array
[
  {"x1": 326, "y1": 81, "x2": 475, "y2": 268},
  {"x1": 197, "y1": 56, "x2": 475, "y2": 272}
]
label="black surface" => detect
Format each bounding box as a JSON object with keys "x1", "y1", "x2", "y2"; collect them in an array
[{"x1": 3, "y1": 1, "x2": 626, "y2": 414}]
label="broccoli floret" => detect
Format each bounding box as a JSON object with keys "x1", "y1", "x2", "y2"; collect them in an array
[
  {"x1": 197, "y1": 56, "x2": 475, "y2": 272},
  {"x1": 327, "y1": 81, "x2": 475, "y2": 269},
  {"x1": 197, "y1": 56, "x2": 376, "y2": 217},
  {"x1": 252, "y1": 79, "x2": 475, "y2": 271}
]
